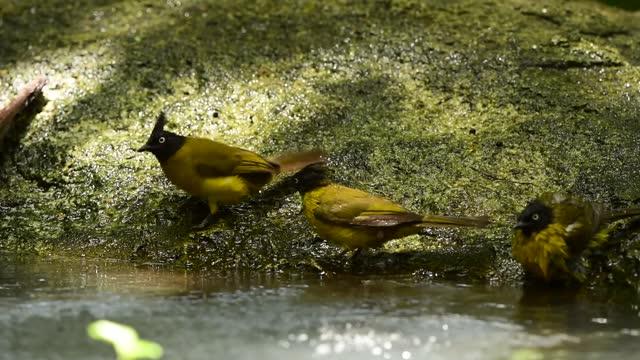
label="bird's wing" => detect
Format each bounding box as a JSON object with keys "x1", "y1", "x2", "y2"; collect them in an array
[
  {"x1": 231, "y1": 150, "x2": 278, "y2": 175},
  {"x1": 547, "y1": 193, "x2": 604, "y2": 254},
  {"x1": 543, "y1": 193, "x2": 585, "y2": 230},
  {"x1": 313, "y1": 185, "x2": 422, "y2": 227},
  {"x1": 190, "y1": 138, "x2": 276, "y2": 179}
]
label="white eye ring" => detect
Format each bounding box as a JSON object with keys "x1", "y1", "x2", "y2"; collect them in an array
[
  {"x1": 532, "y1": 214, "x2": 540, "y2": 221},
  {"x1": 158, "y1": 137, "x2": 166, "y2": 144}
]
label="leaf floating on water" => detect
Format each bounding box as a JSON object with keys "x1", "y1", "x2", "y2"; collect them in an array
[{"x1": 87, "y1": 320, "x2": 164, "y2": 360}]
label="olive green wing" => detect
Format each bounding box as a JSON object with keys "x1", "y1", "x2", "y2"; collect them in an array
[
  {"x1": 190, "y1": 138, "x2": 277, "y2": 187},
  {"x1": 313, "y1": 185, "x2": 422, "y2": 227},
  {"x1": 544, "y1": 192, "x2": 604, "y2": 255},
  {"x1": 230, "y1": 150, "x2": 278, "y2": 175}
]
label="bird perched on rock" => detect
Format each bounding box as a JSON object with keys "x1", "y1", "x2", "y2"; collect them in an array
[
  {"x1": 512, "y1": 192, "x2": 640, "y2": 283},
  {"x1": 138, "y1": 112, "x2": 324, "y2": 228},
  {"x1": 293, "y1": 163, "x2": 491, "y2": 255}
]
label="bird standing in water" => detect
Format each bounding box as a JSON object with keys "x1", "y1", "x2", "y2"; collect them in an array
[
  {"x1": 293, "y1": 164, "x2": 491, "y2": 255},
  {"x1": 138, "y1": 112, "x2": 324, "y2": 228},
  {"x1": 512, "y1": 192, "x2": 640, "y2": 283}
]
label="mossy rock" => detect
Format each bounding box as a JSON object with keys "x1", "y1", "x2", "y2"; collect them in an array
[{"x1": 1, "y1": 0, "x2": 640, "y2": 285}]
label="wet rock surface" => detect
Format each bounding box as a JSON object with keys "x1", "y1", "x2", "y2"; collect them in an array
[{"x1": 1, "y1": 0, "x2": 639, "y2": 285}]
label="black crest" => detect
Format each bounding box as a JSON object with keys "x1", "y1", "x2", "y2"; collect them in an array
[{"x1": 137, "y1": 112, "x2": 186, "y2": 163}]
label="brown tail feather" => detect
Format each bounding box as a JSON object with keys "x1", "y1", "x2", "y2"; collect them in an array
[
  {"x1": 270, "y1": 149, "x2": 326, "y2": 174},
  {"x1": 417, "y1": 214, "x2": 491, "y2": 228},
  {"x1": 606, "y1": 207, "x2": 640, "y2": 222}
]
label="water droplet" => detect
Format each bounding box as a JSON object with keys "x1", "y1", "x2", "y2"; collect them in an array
[
  {"x1": 591, "y1": 317, "x2": 608, "y2": 324},
  {"x1": 315, "y1": 343, "x2": 331, "y2": 355}
]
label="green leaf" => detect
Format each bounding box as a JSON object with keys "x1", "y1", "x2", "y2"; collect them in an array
[{"x1": 87, "y1": 320, "x2": 164, "y2": 360}]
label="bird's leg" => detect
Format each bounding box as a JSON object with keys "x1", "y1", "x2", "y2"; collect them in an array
[
  {"x1": 420, "y1": 228, "x2": 438, "y2": 237},
  {"x1": 338, "y1": 248, "x2": 362, "y2": 259},
  {"x1": 338, "y1": 248, "x2": 350, "y2": 258},
  {"x1": 340, "y1": 248, "x2": 362, "y2": 273},
  {"x1": 567, "y1": 257, "x2": 588, "y2": 283},
  {"x1": 301, "y1": 258, "x2": 326, "y2": 273},
  {"x1": 179, "y1": 195, "x2": 204, "y2": 208},
  {"x1": 207, "y1": 199, "x2": 219, "y2": 216},
  {"x1": 307, "y1": 236, "x2": 324, "y2": 245},
  {"x1": 191, "y1": 200, "x2": 220, "y2": 231},
  {"x1": 192, "y1": 215, "x2": 217, "y2": 231}
]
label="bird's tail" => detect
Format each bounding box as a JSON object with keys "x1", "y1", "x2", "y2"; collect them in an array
[
  {"x1": 417, "y1": 214, "x2": 492, "y2": 228},
  {"x1": 589, "y1": 207, "x2": 640, "y2": 249},
  {"x1": 606, "y1": 207, "x2": 640, "y2": 222},
  {"x1": 270, "y1": 149, "x2": 326, "y2": 174}
]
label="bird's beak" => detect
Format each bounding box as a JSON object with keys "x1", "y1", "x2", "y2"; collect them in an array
[
  {"x1": 513, "y1": 222, "x2": 526, "y2": 230},
  {"x1": 137, "y1": 144, "x2": 152, "y2": 152}
]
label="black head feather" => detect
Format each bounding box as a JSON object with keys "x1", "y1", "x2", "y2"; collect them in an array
[
  {"x1": 137, "y1": 112, "x2": 186, "y2": 163},
  {"x1": 293, "y1": 163, "x2": 331, "y2": 193},
  {"x1": 515, "y1": 199, "x2": 553, "y2": 236}
]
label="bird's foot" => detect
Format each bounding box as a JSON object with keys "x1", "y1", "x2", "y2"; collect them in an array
[
  {"x1": 299, "y1": 258, "x2": 335, "y2": 277},
  {"x1": 337, "y1": 248, "x2": 362, "y2": 259},
  {"x1": 338, "y1": 248, "x2": 363, "y2": 273},
  {"x1": 307, "y1": 236, "x2": 325, "y2": 245},
  {"x1": 420, "y1": 228, "x2": 438, "y2": 237},
  {"x1": 568, "y1": 259, "x2": 588, "y2": 283},
  {"x1": 191, "y1": 213, "x2": 220, "y2": 231},
  {"x1": 179, "y1": 196, "x2": 206, "y2": 210}
]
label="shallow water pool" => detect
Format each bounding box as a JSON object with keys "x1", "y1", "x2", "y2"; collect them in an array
[{"x1": 1, "y1": 256, "x2": 640, "y2": 360}]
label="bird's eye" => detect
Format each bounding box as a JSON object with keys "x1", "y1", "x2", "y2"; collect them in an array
[
  {"x1": 158, "y1": 137, "x2": 166, "y2": 144},
  {"x1": 532, "y1": 214, "x2": 540, "y2": 221}
]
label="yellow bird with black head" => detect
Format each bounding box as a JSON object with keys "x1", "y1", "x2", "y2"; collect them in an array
[
  {"x1": 293, "y1": 164, "x2": 491, "y2": 254},
  {"x1": 512, "y1": 192, "x2": 640, "y2": 283},
  {"x1": 138, "y1": 112, "x2": 324, "y2": 228}
]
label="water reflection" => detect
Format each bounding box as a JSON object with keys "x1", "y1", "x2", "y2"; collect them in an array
[{"x1": 1, "y1": 255, "x2": 640, "y2": 359}]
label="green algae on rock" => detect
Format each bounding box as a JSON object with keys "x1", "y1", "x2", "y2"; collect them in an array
[{"x1": 1, "y1": 0, "x2": 639, "y2": 284}]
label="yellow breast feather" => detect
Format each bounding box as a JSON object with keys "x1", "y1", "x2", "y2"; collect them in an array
[{"x1": 513, "y1": 223, "x2": 570, "y2": 281}]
